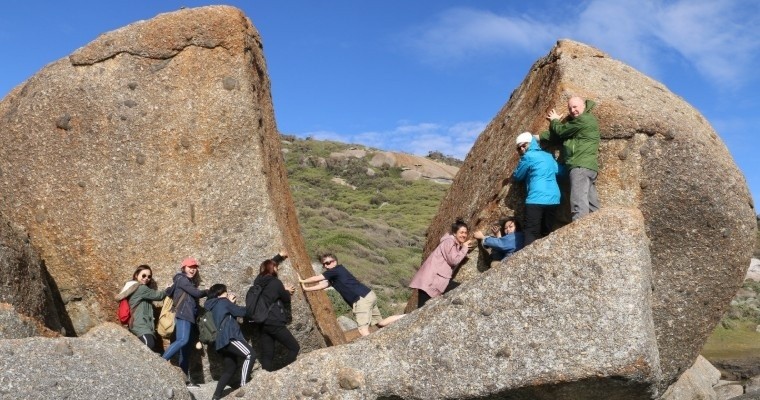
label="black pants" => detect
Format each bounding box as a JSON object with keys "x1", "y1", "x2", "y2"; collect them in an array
[
  {"x1": 214, "y1": 340, "x2": 254, "y2": 398},
  {"x1": 258, "y1": 325, "x2": 300, "y2": 371},
  {"x1": 524, "y1": 204, "x2": 557, "y2": 247},
  {"x1": 138, "y1": 333, "x2": 159, "y2": 353},
  {"x1": 417, "y1": 281, "x2": 460, "y2": 308}
]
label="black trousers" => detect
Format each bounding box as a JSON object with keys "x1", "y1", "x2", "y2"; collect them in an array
[
  {"x1": 417, "y1": 280, "x2": 460, "y2": 308},
  {"x1": 214, "y1": 340, "x2": 254, "y2": 398},
  {"x1": 523, "y1": 204, "x2": 557, "y2": 247},
  {"x1": 258, "y1": 324, "x2": 300, "y2": 371},
  {"x1": 138, "y1": 333, "x2": 159, "y2": 353}
]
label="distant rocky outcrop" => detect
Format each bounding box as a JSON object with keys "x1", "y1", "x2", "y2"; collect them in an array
[
  {"x1": 369, "y1": 151, "x2": 459, "y2": 183},
  {"x1": 0, "y1": 5, "x2": 342, "y2": 353},
  {"x1": 0, "y1": 323, "x2": 193, "y2": 399},
  {"x1": 415, "y1": 39, "x2": 756, "y2": 393}
]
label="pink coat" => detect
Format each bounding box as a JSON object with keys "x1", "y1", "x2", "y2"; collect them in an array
[{"x1": 409, "y1": 233, "x2": 469, "y2": 297}]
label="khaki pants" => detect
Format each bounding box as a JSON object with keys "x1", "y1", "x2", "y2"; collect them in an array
[{"x1": 353, "y1": 290, "x2": 382, "y2": 328}]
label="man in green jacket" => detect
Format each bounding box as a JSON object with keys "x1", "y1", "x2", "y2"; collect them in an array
[{"x1": 539, "y1": 96, "x2": 601, "y2": 221}]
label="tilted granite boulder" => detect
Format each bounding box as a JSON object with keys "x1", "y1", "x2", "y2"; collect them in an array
[
  {"x1": 0, "y1": 212, "x2": 72, "y2": 335},
  {"x1": 0, "y1": 5, "x2": 343, "y2": 347},
  {"x1": 416, "y1": 39, "x2": 757, "y2": 389},
  {"x1": 238, "y1": 209, "x2": 664, "y2": 399},
  {"x1": 0, "y1": 323, "x2": 193, "y2": 399}
]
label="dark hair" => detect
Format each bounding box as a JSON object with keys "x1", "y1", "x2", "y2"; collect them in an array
[
  {"x1": 208, "y1": 283, "x2": 227, "y2": 299},
  {"x1": 500, "y1": 217, "x2": 522, "y2": 234},
  {"x1": 450, "y1": 218, "x2": 468, "y2": 234},
  {"x1": 319, "y1": 253, "x2": 338, "y2": 264},
  {"x1": 132, "y1": 265, "x2": 152, "y2": 281},
  {"x1": 259, "y1": 259, "x2": 278, "y2": 277}
]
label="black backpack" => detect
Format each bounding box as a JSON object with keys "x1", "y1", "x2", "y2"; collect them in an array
[{"x1": 245, "y1": 281, "x2": 276, "y2": 324}]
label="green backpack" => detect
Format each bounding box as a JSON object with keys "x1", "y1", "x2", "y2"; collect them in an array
[{"x1": 198, "y1": 308, "x2": 227, "y2": 345}]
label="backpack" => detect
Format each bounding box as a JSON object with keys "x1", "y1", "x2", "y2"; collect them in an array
[
  {"x1": 245, "y1": 282, "x2": 276, "y2": 324},
  {"x1": 198, "y1": 308, "x2": 227, "y2": 345},
  {"x1": 117, "y1": 298, "x2": 137, "y2": 327},
  {"x1": 116, "y1": 281, "x2": 139, "y2": 327},
  {"x1": 157, "y1": 291, "x2": 187, "y2": 339}
]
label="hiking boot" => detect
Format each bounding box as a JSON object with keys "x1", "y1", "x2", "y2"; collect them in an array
[{"x1": 186, "y1": 382, "x2": 200, "y2": 389}]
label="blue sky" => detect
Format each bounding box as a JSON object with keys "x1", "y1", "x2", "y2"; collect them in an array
[{"x1": 1, "y1": 1, "x2": 758, "y2": 207}]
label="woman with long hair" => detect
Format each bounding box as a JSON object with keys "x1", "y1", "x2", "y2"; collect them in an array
[
  {"x1": 473, "y1": 217, "x2": 525, "y2": 268},
  {"x1": 162, "y1": 257, "x2": 208, "y2": 388},
  {"x1": 409, "y1": 219, "x2": 473, "y2": 308},
  {"x1": 249, "y1": 251, "x2": 300, "y2": 371},
  {"x1": 205, "y1": 283, "x2": 254, "y2": 400},
  {"x1": 115, "y1": 265, "x2": 167, "y2": 352}
]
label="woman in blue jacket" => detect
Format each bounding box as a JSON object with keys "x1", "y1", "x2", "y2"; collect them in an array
[
  {"x1": 205, "y1": 283, "x2": 255, "y2": 400},
  {"x1": 162, "y1": 257, "x2": 208, "y2": 387},
  {"x1": 512, "y1": 132, "x2": 560, "y2": 246},
  {"x1": 473, "y1": 217, "x2": 525, "y2": 267}
]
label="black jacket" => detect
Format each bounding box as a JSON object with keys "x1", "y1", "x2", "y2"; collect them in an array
[{"x1": 250, "y1": 253, "x2": 292, "y2": 326}]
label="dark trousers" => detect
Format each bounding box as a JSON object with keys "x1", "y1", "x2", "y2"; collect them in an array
[
  {"x1": 214, "y1": 340, "x2": 254, "y2": 398},
  {"x1": 258, "y1": 325, "x2": 300, "y2": 371},
  {"x1": 524, "y1": 204, "x2": 558, "y2": 247},
  {"x1": 138, "y1": 333, "x2": 159, "y2": 353},
  {"x1": 417, "y1": 281, "x2": 460, "y2": 308}
]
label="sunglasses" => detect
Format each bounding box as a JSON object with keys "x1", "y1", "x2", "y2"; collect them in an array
[
  {"x1": 322, "y1": 259, "x2": 335, "y2": 266},
  {"x1": 139, "y1": 273, "x2": 152, "y2": 279}
]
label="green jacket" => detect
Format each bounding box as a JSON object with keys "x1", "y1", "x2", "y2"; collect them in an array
[
  {"x1": 128, "y1": 284, "x2": 166, "y2": 337},
  {"x1": 539, "y1": 99, "x2": 600, "y2": 172}
]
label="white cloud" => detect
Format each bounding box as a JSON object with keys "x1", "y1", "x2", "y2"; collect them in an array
[
  {"x1": 652, "y1": 0, "x2": 760, "y2": 88},
  {"x1": 301, "y1": 120, "x2": 487, "y2": 160},
  {"x1": 402, "y1": 7, "x2": 556, "y2": 63},
  {"x1": 403, "y1": 1, "x2": 760, "y2": 88}
]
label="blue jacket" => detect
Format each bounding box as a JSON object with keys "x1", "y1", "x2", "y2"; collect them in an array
[
  {"x1": 483, "y1": 232, "x2": 525, "y2": 261},
  {"x1": 512, "y1": 138, "x2": 560, "y2": 205},
  {"x1": 166, "y1": 273, "x2": 208, "y2": 323},
  {"x1": 204, "y1": 297, "x2": 247, "y2": 351}
]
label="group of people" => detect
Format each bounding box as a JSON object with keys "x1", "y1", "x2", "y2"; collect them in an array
[
  {"x1": 113, "y1": 95, "x2": 601, "y2": 398},
  {"x1": 116, "y1": 253, "x2": 300, "y2": 400},
  {"x1": 409, "y1": 96, "x2": 601, "y2": 305},
  {"x1": 518, "y1": 96, "x2": 601, "y2": 243}
]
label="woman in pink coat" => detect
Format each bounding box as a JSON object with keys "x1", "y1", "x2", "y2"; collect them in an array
[{"x1": 409, "y1": 219, "x2": 472, "y2": 308}]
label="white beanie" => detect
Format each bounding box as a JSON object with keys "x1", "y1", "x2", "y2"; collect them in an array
[{"x1": 515, "y1": 132, "x2": 534, "y2": 145}]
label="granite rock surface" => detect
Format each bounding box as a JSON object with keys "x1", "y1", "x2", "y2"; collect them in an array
[
  {"x1": 0, "y1": 5, "x2": 343, "y2": 350},
  {"x1": 416, "y1": 39, "x2": 757, "y2": 389}
]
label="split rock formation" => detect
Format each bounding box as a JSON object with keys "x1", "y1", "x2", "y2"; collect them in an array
[
  {"x1": 0, "y1": 6, "x2": 342, "y2": 347},
  {"x1": 416, "y1": 40, "x2": 757, "y2": 393}
]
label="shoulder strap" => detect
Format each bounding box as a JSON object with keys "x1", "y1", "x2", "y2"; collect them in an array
[{"x1": 171, "y1": 291, "x2": 189, "y2": 312}]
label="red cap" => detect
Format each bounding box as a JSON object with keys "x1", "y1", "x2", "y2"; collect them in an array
[{"x1": 181, "y1": 257, "x2": 199, "y2": 268}]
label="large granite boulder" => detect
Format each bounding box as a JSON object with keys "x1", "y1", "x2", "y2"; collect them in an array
[
  {"x1": 0, "y1": 322, "x2": 193, "y2": 399},
  {"x1": 0, "y1": 5, "x2": 343, "y2": 347},
  {"x1": 238, "y1": 208, "x2": 665, "y2": 399},
  {"x1": 0, "y1": 212, "x2": 72, "y2": 335},
  {"x1": 416, "y1": 39, "x2": 757, "y2": 389}
]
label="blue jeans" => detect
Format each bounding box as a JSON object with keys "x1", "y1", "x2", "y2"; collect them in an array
[{"x1": 162, "y1": 318, "x2": 194, "y2": 375}]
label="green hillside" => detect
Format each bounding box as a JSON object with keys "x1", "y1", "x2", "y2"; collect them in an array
[{"x1": 281, "y1": 135, "x2": 452, "y2": 315}]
